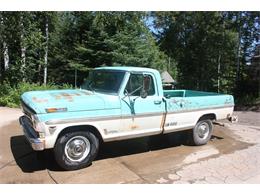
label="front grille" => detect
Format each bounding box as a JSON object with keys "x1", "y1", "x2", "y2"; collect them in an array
[
  {"x1": 20, "y1": 115, "x2": 40, "y2": 138},
  {"x1": 23, "y1": 115, "x2": 34, "y2": 129}
]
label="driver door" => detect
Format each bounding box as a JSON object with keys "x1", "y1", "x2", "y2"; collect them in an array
[{"x1": 120, "y1": 73, "x2": 164, "y2": 135}]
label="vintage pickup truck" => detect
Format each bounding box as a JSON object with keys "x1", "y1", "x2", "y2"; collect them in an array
[{"x1": 19, "y1": 66, "x2": 235, "y2": 170}]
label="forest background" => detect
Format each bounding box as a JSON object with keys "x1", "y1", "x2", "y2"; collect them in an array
[{"x1": 0, "y1": 12, "x2": 259, "y2": 108}]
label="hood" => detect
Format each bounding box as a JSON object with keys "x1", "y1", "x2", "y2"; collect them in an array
[{"x1": 21, "y1": 89, "x2": 120, "y2": 114}]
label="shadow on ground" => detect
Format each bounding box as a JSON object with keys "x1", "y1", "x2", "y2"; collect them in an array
[{"x1": 10, "y1": 130, "x2": 223, "y2": 173}]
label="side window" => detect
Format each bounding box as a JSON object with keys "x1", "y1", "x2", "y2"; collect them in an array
[{"x1": 125, "y1": 73, "x2": 155, "y2": 96}]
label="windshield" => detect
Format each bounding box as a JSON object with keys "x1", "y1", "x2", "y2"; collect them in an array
[{"x1": 81, "y1": 70, "x2": 125, "y2": 94}]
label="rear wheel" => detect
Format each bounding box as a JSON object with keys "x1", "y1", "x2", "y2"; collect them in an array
[
  {"x1": 191, "y1": 120, "x2": 213, "y2": 146},
  {"x1": 54, "y1": 131, "x2": 99, "y2": 170}
]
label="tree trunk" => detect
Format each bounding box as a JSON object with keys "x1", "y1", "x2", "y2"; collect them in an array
[
  {"x1": 168, "y1": 57, "x2": 170, "y2": 71},
  {"x1": 74, "y1": 68, "x2": 77, "y2": 88},
  {"x1": 0, "y1": 15, "x2": 9, "y2": 71},
  {"x1": 236, "y1": 12, "x2": 242, "y2": 84},
  {"x1": 43, "y1": 17, "x2": 49, "y2": 85},
  {"x1": 20, "y1": 14, "x2": 26, "y2": 81},
  {"x1": 217, "y1": 12, "x2": 225, "y2": 93},
  {"x1": 217, "y1": 52, "x2": 221, "y2": 93},
  {"x1": 3, "y1": 42, "x2": 9, "y2": 71}
]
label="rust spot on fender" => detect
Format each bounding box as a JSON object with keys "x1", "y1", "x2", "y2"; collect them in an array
[
  {"x1": 60, "y1": 93, "x2": 71, "y2": 97},
  {"x1": 131, "y1": 124, "x2": 139, "y2": 130},
  {"x1": 32, "y1": 97, "x2": 48, "y2": 103},
  {"x1": 55, "y1": 95, "x2": 62, "y2": 100},
  {"x1": 160, "y1": 113, "x2": 167, "y2": 130},
  {"x1": 54, "y1": 92, "x2": 83, "y2": 102}
]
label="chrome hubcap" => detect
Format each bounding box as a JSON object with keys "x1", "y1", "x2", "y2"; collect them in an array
[
  {"x1": 197, "y1": 122, "x2": 209, "y2": 139},
  {"x1": 65, "y1": 136, "x2": 90, "y2": 162}
]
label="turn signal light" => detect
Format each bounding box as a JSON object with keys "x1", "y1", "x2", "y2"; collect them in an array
[{"x1": 45, "y1": 107, "x2": 67, "y2": 113}]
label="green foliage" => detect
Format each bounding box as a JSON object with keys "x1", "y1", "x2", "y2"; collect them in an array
[
  {"x1": 0, "y1": 11, "x2": 259, "y2": 107},
  {"x1": 0, "y1": 12, "x2": 58, "y2": 84},
  {"x1": 108, "y1": 24, "x2": 168, "y2": 70},
  {"x1": 0, "y1": 82, "x2": 72, "y2": 108},
  {"x1": 154, "y1": 12, "x2": 236, "y2": 92},
  {"x1": 47, "y1": 12, "x2": 169, "y2": 85},
  {"x1": 236, "y1": 95, "x2": 260, "y2": 109},
  {"x1": 154, "y1": 11, "x2": 259, "y2": 99}
]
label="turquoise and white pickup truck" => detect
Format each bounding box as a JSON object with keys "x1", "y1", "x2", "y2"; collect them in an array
[{"x1": 19, "y1": 67, "x2": 235, "y2": 170}]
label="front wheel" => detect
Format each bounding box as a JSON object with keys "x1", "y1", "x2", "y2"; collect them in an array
[
  {"x1": 191, "y1": 120, "x2": 213, "y2": 146},
  {"x1": 54, "y1": 131, "x2": 99, "y2": 170}
]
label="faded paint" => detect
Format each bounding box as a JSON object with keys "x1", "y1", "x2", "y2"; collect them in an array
[
  {"x1": 21, "y1": 89, "x2": 119, "y2": 114},
  {"x1": 32, "y1": 97, "x2": 48, "y2": 103},
  {"x1": 52, "y1": 92, "x2": 82, "y2": 102},
  {"x1": 131, "y1": 124, "x2": 139, "y2": 130}
]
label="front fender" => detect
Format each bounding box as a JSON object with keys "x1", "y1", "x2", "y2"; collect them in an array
[{"x1": 44, "y1": 122, "x2": 105, "y2": 149}]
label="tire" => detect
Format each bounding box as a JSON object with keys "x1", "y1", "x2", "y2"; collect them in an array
[
  {"x1": 54, "y1": 131, "x2": 99, "y2": 170},
  {"x1": 191, "y1": 120, "x2": 213, "y2": 146}
]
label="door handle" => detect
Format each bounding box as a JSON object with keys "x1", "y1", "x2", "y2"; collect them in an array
[{"x1": 154, "y1": 100, "x2": 162, "y2": 105}]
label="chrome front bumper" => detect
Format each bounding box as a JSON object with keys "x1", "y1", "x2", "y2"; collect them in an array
[{"x1": 19, "y1": 116, "x2": 45, "y2": 151}]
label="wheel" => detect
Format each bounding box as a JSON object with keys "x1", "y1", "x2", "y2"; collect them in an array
[
  {"x1": 54, "y1": 131, "x2": 99, "y2": 170},
  {"x1": 191, "y1": 120, "x2": 213, "y2": 146}
]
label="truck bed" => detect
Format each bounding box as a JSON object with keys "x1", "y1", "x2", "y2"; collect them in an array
[{"x1": 163, "y1": 90, "x2": 234, "y2": 112}]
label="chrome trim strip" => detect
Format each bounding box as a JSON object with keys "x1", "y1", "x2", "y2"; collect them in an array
[
  {"x1": 103, "y1": 130, "x2": 161, "y2": 142},
  {"x1": 122, "y1": 112, "x2": 164, "y2": 119},
  {"x1": 46, "y1": 115, "x2": 122, "y2": 125},
  {"x1": 45, "y1": 112, "x2": 164, "y2": 125},
  {"x1": 45, "y1": 104, "x2": 234, "y2": 125},
  {"x1": 166, "y1": 104, "x2": 234, "y2": 114}
]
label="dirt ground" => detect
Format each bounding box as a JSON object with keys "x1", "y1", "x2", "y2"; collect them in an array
[
  {"x1": 233, "y1": 111, "x2": 260, "y2": 127},
  {"x1": 0, "y1": 107, "x2": 259, "y2": 184}
]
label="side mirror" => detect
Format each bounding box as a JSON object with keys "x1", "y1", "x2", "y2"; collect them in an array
[{"x1": 140, "y1": 75, "x2": 150, "y2": 98}]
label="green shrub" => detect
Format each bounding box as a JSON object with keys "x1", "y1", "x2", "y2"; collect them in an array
[
  {"x1": 0, "y1": 82, "x2": 72, "y2": 108},
  {"x1": 236, "y1": 94, "x2": 260, "y2": 106}
]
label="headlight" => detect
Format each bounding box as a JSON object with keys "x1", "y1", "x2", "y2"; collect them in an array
[
  {"x1": 35, "y1": 122, "x2": 45, "y2": 133},
  {"x1": 32, "y1": 115, "x2": 45, "y2": 133}
]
